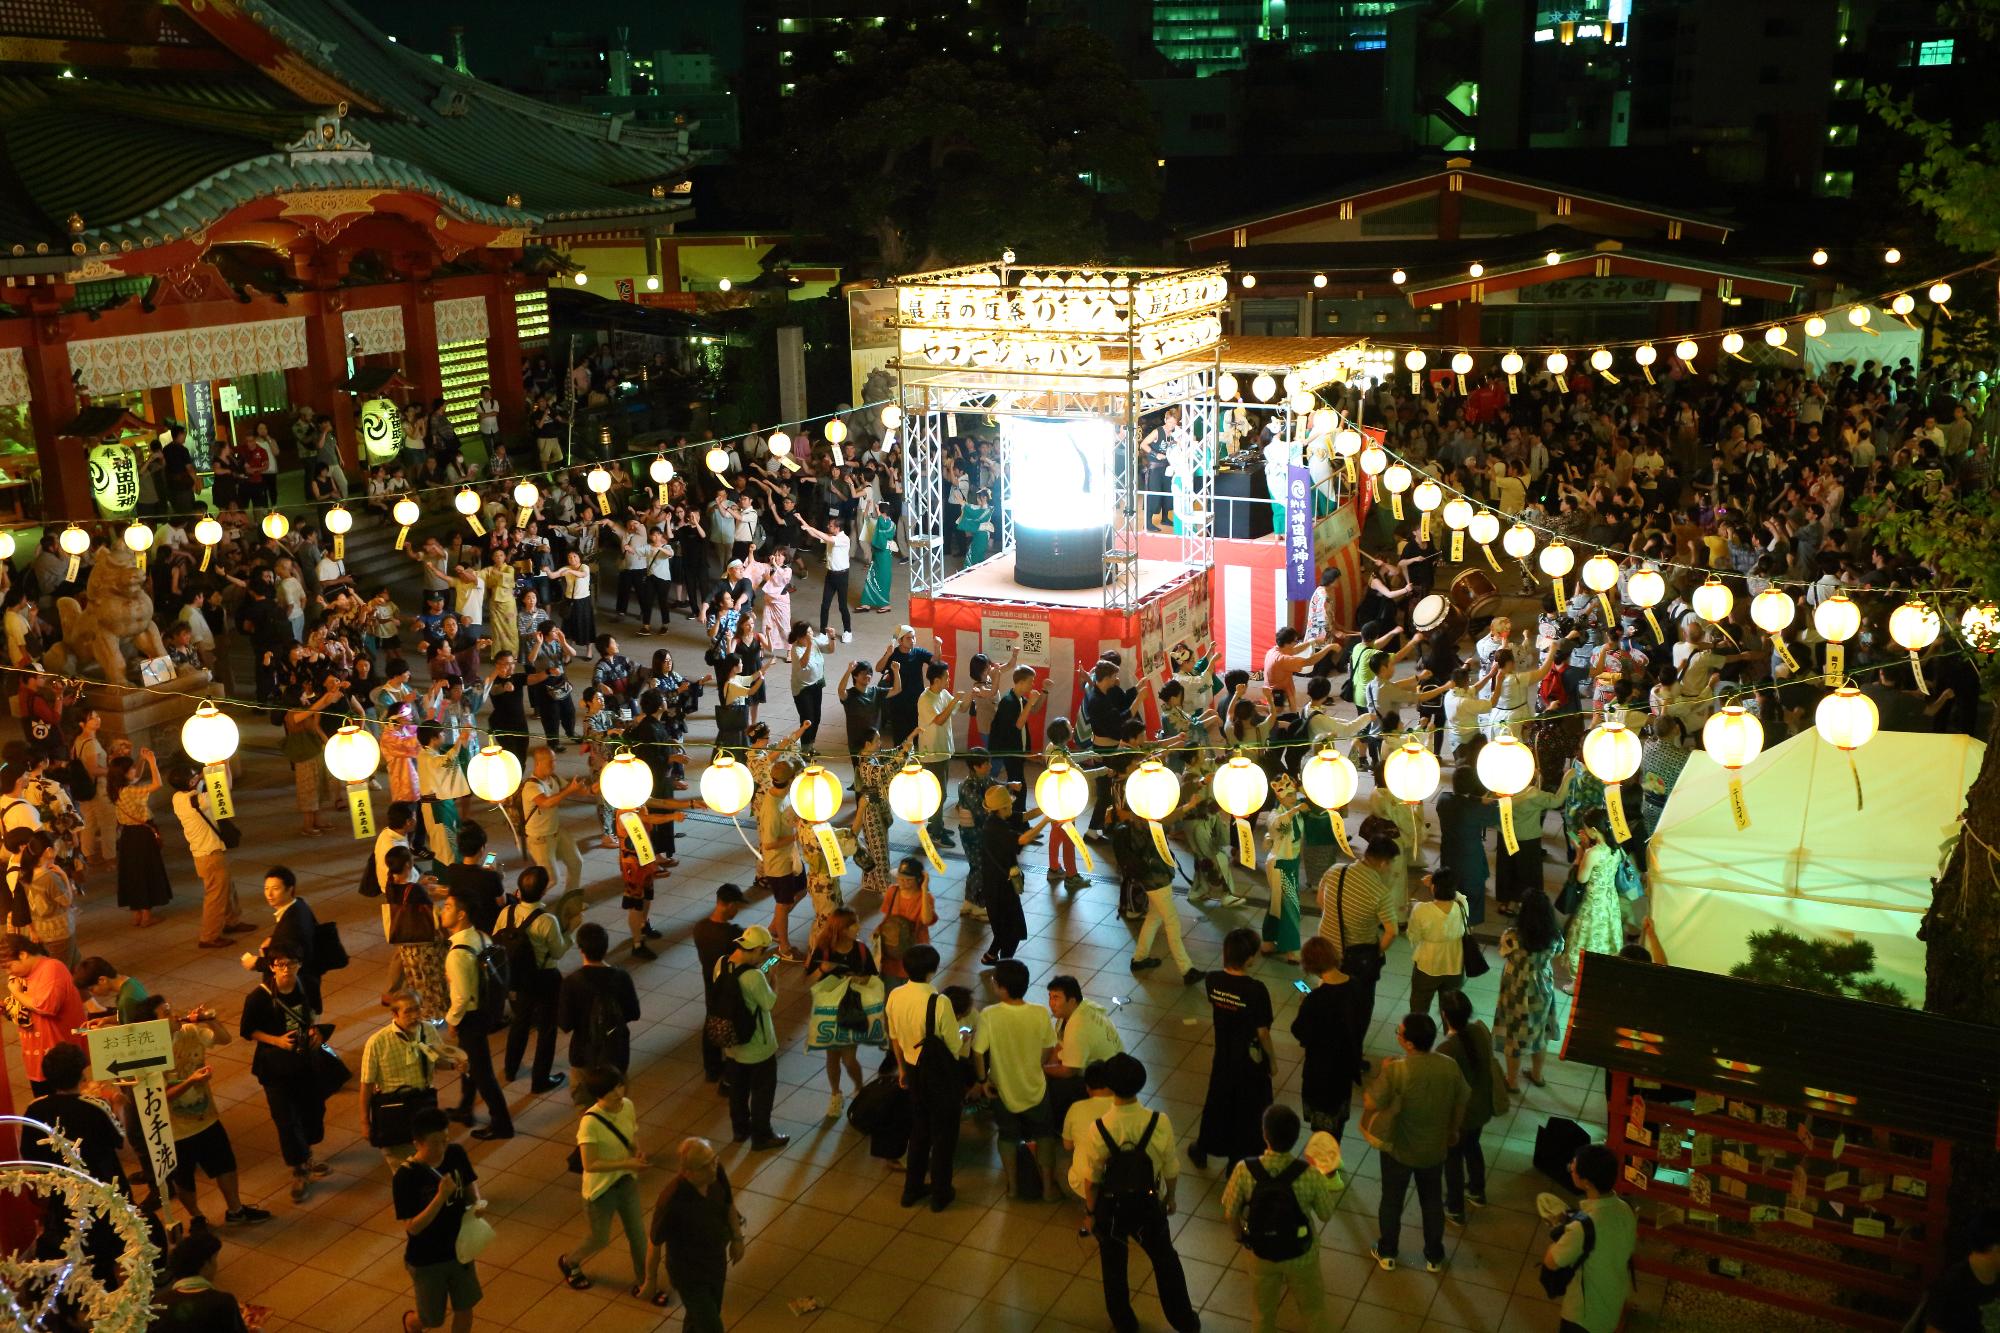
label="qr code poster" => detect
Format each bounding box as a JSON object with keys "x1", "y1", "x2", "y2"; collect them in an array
[{"x1": 982, "y1": 613, "x2": 1051, "y2": 668}]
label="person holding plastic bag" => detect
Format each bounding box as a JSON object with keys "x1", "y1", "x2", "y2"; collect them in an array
[{"x1": 805, "y1": 907, "x2": 884, "y2": 1120}]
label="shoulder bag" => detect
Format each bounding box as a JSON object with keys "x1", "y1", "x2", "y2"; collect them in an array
[
  {"x1": 566, "y1": 1109, "x2": 632, "y2": 1174},
  {"x1": 1333, "y1": 868, "x2": 1384, "y2": 983},
  {"x1": 1460, "y1": 903, "x2": 1491, "y2": 979}
]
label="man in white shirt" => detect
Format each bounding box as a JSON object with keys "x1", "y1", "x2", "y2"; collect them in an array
[
  {"x1": 172, "y1": 766, "x2": 243, "y2": 946},
  {"x1": 496, "y1": 866, "x2": 570, "y2": 1096},
  {"x1": 416, "y1": 724, "x2": 470, "y2": 864},
  {"x1": 1045, "y1": 974, "x2": 1123, "y2": 1123},
  {"x1": 796, "y1": 514, "x2": 853, "y2": 640},
  {"x1": 476, "y1": 386, "x2": 500, "y2": 457},
  {"x1": 915, "y1": 661, "x2": 960, "y2": 850},
  {"x1": 373, "y1": 802, "x2": 414, "y2": 895},
  {"x1": 885, "y1": 944, "x2": 963, "y2": 1211},
  {"x1": 615, "y1": 518, "x2": 651, "y2": 624},
  {"x1": 973, "y1": 960, "x2": 1057, "y2": 1199},
  {"x1": 521, "y1": 747, "x2": 586, "y2": 895},
  {"x1": 1543, "y1": 1144, "x2": 1637, "y2": 1333},
  {"x1": 437, "y1": 888, "x2": 512, "y2": 1139},
  {"x1": 1070, "y1": 1053, "x2": 1200, "y2": 1333}
]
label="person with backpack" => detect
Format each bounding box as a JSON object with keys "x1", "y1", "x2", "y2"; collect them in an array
[
  {"x1": 1541, "y1": 1143, "x2": 1636, "y2": 1333},
  {"x1": 558, "y1": 923, "x2": 641, "y2": 1106},
  {"x1": 497, "y1": 866, "x2": 570, "y2": 1096},
  {"x1": 238, "y1": 945, "x2": 332, "y2": 1202},
  {"x1": 712, "y1": 924, "x2": 787, "y2": 1151},
  {"x1": 690, "y1": 885, "x2": 746, "y2": 1087},
  {"x1": 1363, "y1": 1012, "x2": 1470, "y2": 1274},
  {"x1": 884, "y1": 943, "x2": 963, "y2": 1211},
  {"x1": 437, "y1": 887, "x2": 514, "y2": 1141},
  {"x1": 1069, "y1": 1053, "x2": 1199, "y2": 1333},
  {"x1": 173, "y1": 762, "x2": 244, "y2": 947},
  {"x1": 1221, "y1": 1104, "x2": 1338, "y2": 1333}
]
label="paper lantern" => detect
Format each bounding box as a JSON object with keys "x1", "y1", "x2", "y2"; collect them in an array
[
  {"x1": 1441, "y1": 497, "x2": 1473, "y2": 530},
  {"x1": 1817, "y1": 686, "x2": 1878, "y2": 751},
  {"x1": 1036, "y1": 757, "x2": 1091, "y2": 823},
  {"x1": 195, "y1": 517, "x2": 222, "y2": 547},
  {"x1": 824, "y1": 420, "x2": 848, "y2": 445},
  {"x1": 467, "y1": 745, "x2": 523, "y2": 803},
  {"x1": 704, "y1": 446, "x2": 729, "y2": 477},
  {"x1": 1590, "y1": 348, "x2": 1613, "y2": 373},
  {"x1": 648, "y1": 456, "x2": 674, "y2": 485},
  {"x1": 512, "y1": 479, "x2": 540, "y2": 511},
  {"x1": 392, "y1": 497, "x2": 420, "y2": 527},
  {"x1": 1814, "y1": 591, "x2": 1860, "y2": 643},
  {"x1": 1287, "y1": 390, "x2": 1316, "y2": 416},
  {"x1": 1929, "y1": 282, "x2": 1952, "y2": 305},
  {"x1": 586, "y1": 468, "x2": 612, "y2": 512},
  {"x1": 1537, "y1": 539, "x2": 1574, "y2": 601},
  {"x1": 1390, "y1": 269, "x2": 1407, "y2": 285},
  {"x1": 1250, "y1": 372, "x2": 1277, "y2": 402},
  {"x1": 1703, "y1": 704, "x2": 1765, "y2": 829},
  {"x1": 1883, "y1": 247, "x2": 1902, "y2": 264},
  {"x1": 1123, "y1": 759, "x2": 1181, "y2": 822},
  {"x1": 1500, "y1": 351, "x2": 1524, "y2": 376},
  {"x1": 261, "y1": 511, "x2": 290, "y2": 540},
  {"x1": 1382, "y1": 463, "x2": 1413, "y2": 494},
  {"x1": 1467, "y1": 510, "x2": 1500, "y2": 547},
  {"x1": 1332, "y1": 427, "x2": 1362, "y2": 458},
  {"x1": 1546, "y1": 351, "x2": 1569, "y2": 376},
  {"x1": 599, "y1": 751, "x2": 655, "y2": 812},
  {"x1": 1811, "y1": 248, "x2": 1828, "y2": 265},
  {"x1": 323, "y1": 724, "x2": 382, "y2": 784},
  {"x1": 1580, "y1": 552, "x2": 1618, "y2": 592},
  {"x1": 58, "y1": 525, "x2": 90, "y2": 558},
  {"x1": 1403, "y1": 349, "x2": 1427, "y2": 392},
  {"x1": 888, "y1": 761, "x2": 942, "y2": 823},
  {"x1": 180, "y1": 701, "x2": 238, "y2": 765},
  {"x1": 1283, "y1": 371, "x2": 1306, "y2": 397},
  {"x1": 1960, "y1": 602, "x2": 1999, "y2": 652},
  {"x1": 1891, "y1": 293, "x2": 1915, "y2": 317},
  {"x1": 1309, "y1": 409, "x2": 1338, "y2": 438},
  {"x1": 1674, "y1": 339, "x2": 1699, "y2": 363},
  {"x1": 1382, "y1": 737, "x2": 1440, "y2": 805},
  {"x1": 359, "y1": 398, "x2": 405, "y2": 459},
  {"x1": 1357, "y1": 444, "x2": 1388, "y2": 476},
  {"x1": 1476, "y1": 734, "x2": 1536, "y2": 854},
  {"x1": 324, "y1": 506, "x2": 353, "y2": 538},
  {"x1": 1805, "y1": 316, "x2": 1827, "y2": 338},
  {"x1": 1692, "y1": 577, "x2": 1733, "y2": 624},
  {"x1": 1545, "y1": 250, "x2": 1562, "y2": 267},
  {"x1": 1218, "y1": 373, "x2": 1239, "y2": 402},
  {"x1": 1627, "y1": 565, "x2": 1665, "y2": 640},
  {"x1": 1411, "y1": 480, "x2": 1443, "y2": 536},
  {"x1": 1749, "y1": 587, "x2": 1795, "y2": 635},
  {"x1": 1451, "y1": 352, "x2": 1474, "y2": 376},
  {"x1": 1582, "y1": 719, "x2": 1641, "y2": 842},
  {"x1": 1765, "y1": 326, "x2": 1789, "y2": 348},
  {"x1": 1847, "y1": 306, "x2": 1870, "y2": 328},
  {"x1": 87, "y1": 443, "x2": 141, "y2": 515},
  {"x1": 454, "y1": 488, "x2": 481, "y2": 517},
  {"x1": 879, "y1": 405, "x2": 904, "y2": 430},
  {"x1": 789, "y1": 764, "x2": 845, "y2": 824},
  {"x1": 1241, "y1": 273, "x2": 1257, "y2": 289},
  {"x1": 0, "y1": 532, "x2": 14, "y2": 562},
  {"x1": 1468, "y1": 262, "x2": 1484, "y2": 278},
  {"x1": 699, "y1": 753, "x2": 754, "y2": 816},
  {"x1": 1502, "y1": 523, "x2": 1536, "y2": 560},
  {"x1": 1299, "y1": 748, "x2": 1358, "y2": 811},
  {"x1": 122, "y1": 521, "x2": 153, "y2": 555},
  {"x1": 1889, "y1": 600, "x2": 1940, "y2": 652},
  {"x1": 1721, "y1": 332, "x2": 1745, "y2": 355},
  {"x1": 1212, "y1": 754, "x2": 1269, "y2": 868},
  {"x1": 1634, "y1": 344, "x2": 1658, "y2": 367}
]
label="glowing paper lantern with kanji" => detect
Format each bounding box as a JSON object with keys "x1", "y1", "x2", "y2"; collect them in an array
[
  {"x1": 1813, "y1": 591, "x2": 1861, "y2": 682},
  {"x1": 324, "y1": 723, "x2": 382, "y2": 839},
  {"x1": 790, "y1": 764, "x2": 848, "y2": 874},
  {"x1": 324, "y1": 504, "x2": 353, "y2": 560},
  {"x1": 1476, "y1": 734, "x2": 1536, "y2": 853},
  {"x1": 1702, "y1": 705, "x2": 1764, "y2": 830},
  {"x1": 359, "y1": 398, "x2": 404, "y2": 459},
  {"x1": 889, "y1": 761, "x2": 948, "y2": 870},
  {"x1": 1888, "y1": 600, "x2": 1940, "y2": 695},
  {"x1": 1124, "y1": 759, "x2": 1183, "y2": 862},
  {"x1": 1581, "y1": 720, "x2": 1641, "y2": 843},
  {"x1": 87, "y1": 443, "x2": 141, "y2": 516},
  {"x1": 1211, "y1": 754, "x2": 1270, "y2": 868},
  {"x1": 1538, "y1": 539, "x2": 1574, "y2": 603},
  {"x1": 182, "y1": 701, "x2": 240, "y2": 820},
  {"x1": 1037, "y1": 755, "x2": 1095, "y2": 871},
  {"x1": 1816, "y1": 685, "x2": 1879, "y2": 809},
  {"x1": 1298, "y1": 748, "x2": 1357, "y2": 855},
  {"x1": 513, "y1": 479, "x2": 540, "y2": 525},
  {"x1": 467, "y1": 745, "x2": 523, "y2": 803}
]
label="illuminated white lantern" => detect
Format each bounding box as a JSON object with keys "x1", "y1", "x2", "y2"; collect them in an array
[
  {"x1": 1546, "y1": 351, "x2": 1569, "y2": 391},
  {"x1": 1889, "y1": 599, "x2": 1941, "y2": 694},
  {"x1": 705, "y1": 446, "x2": 730, "y2": 481},
  {"x1": 1805, "y1": 315, "x2": 1828, "y2": 338},
  {"x1": 392, "y1": 496, "x2": 420, "y2": 549},
  {"x1": 585, "y1": 466, "x2": 613, "y2": 514},
  {"x1": 1750, "y1": 587, "x2": 1799, "y2": 672},
  {"x1": 1037, "y1": 755, "x2": 1095, "y2": 870},
  {"x1": 1816, "y1": 685, "x2": 1879, "y2": 808},
  {"x1": 1218, "y1": 373, "x2": 1239, "y2": 402},
  {"x1": 599, "y1": 751, "x2": 655, "y2": 812},
  {"x1": 1501, "y1": 522, "x2": 1536, "y2": 561},
  {"x1": 1960, "y1": 602, "x2": 2000, "y2": 653},
  {"x1": 467, "y1": 745, "x2": 524, "y2": 804},
  {"x1": 261, "y1": 511, "x2": 290, "y2": 541},
  {"x1": 1467, "y1": 509, "x2": 1502, "y2": 571},
  {"x1": 1702, "y1": 705, "x2": 1765, "y2": 829},
  {"x1": 1590, "y1": 347, "x2": 1614, "y2": 377},
  {"x1": 1813, "y1": 590, "x2": 1861, "y2": 683},
  {"x1": 1627, "y1": 564, "x2": 1666, "y2": 641},
  {"x1": 1580, "y1": 552, "x2": 1620, "y2": 625},
  {"x1": 824, "y1": 419, "x2": 848, "y2": 445},
  {"x1": 1211, "y1": 754, "x2": 1270, "y2": 868},
  {"x1": 182, "y1": 700, "x2": 241, "y2": 828},
  {"x1": 1382, "y1": 736, "x2": 1440, "y2": 806},
  {"x1": 1581, "y1": 719, "x2": 1641, "y2": 842},
  {"x1": 1765, "y1": 326, "x2": 1789, "y2": 348},
  {"x1": 323, "y1": 504, "x2": 353, "y2": 560},
  {"x1": 455, "y1": 486, "x2": 487, "y2": 535},
  {"x1": 1251, "y1": 372, "x2": 1278, "y2": 403},
  {"x1": 790, "y1": 763, "x2": 846, "y2": 824},
  {"x1": 1412, "y1": 478, "x2": 1443, "y2": 543},
  {"x1": 889, "y1": 760, "x2": 948, "y2": 869},
  {"x1": 193, "y1": 516, "x2": 221, "y2": 571},
  {"x1": 1299, "y1": 748, "x2": 1357, "y2": 811},
  {"x1": 1500, "y1": 350, "x2": 1524, "y2": 392},
  {"x1": 513, "y1": 479, "x2": 540, "y2": 524},
  {"x1": 699, "y1": 753, "x2": 755, "y2": 816},
  {"x1": 122, "y1": 520, "x2": 154, "y2": 572},
  {"x1": 1476, "y1": 734, "x2": 1536, "y2": 853},
  {"x1": 879, "y1": 404, "x2": 904, "y2": 430},
  {"x1": 1692, "y1": 577, "x2": 1733, "y2": 625},
  {"x1": 1403, "y1": 348, "x2": 1427, "y2": 393},
  {"x1": 325, "y1": 723, "x2": 382, "y2": 839},
  {"x1": 1538, "y1": 538, "x2": 1574, "y2": 602},
  {"x1": 1124, "y1": 758, "x2": 1183, "y2": 861},
  {"x1": 1381, "y1": 462, "x2": 1412, "y2": 520},
  {"x1": 1929, "y1": 282, "x2": 1953, "y2": 305},
  {"x1": 1634, "y1": 343, "x2": 1659, "y2": 381},
  {"x1": 1441, "y1": 496, "x2": 1474, "y2": 563}
]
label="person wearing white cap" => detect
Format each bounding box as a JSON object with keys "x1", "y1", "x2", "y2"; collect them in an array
[{"x1": 713, "y1": 925, "x2": 788, "y2": 1151}]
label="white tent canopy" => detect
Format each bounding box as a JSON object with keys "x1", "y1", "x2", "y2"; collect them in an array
[{"x1": 1648, "y1": 730, "x2": 1984, "y2": 1006}]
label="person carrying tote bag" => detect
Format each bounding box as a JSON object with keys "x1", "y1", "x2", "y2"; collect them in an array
[{"x1": 1405, "y1": 868, "x2": 1467, "y2": 1019}]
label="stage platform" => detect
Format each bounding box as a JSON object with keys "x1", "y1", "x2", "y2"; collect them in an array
[{"x1": 930, "y1": 552, "x2": 1192, "y2": 609}]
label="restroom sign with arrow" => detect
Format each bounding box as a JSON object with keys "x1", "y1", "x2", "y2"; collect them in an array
[{"x1": 84, "y1": 1018, "x2": 178, "y2": 1179}]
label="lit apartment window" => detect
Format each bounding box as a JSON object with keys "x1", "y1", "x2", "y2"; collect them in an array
[{"x1": 1917, "y1": 38, "x2": 1954, "y2": 66}]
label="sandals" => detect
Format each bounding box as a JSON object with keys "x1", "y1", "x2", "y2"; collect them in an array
[
  {"x1": 1526, "y1": 1072, "x2": 1547, "y2": 1088},
  {"x1": 633, "y1": 1285, "x2": 671, "y2": 1307},
  {"x1": 558, "y1": 1254, "x2": 592, "y2": 1290}
]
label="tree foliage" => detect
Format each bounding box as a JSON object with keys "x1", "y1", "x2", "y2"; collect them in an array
[
  {"x1": 1868, "y1": 0, "x2": 2000, "y2": 257},
  {"x1": 741, "y1": 20, "x2": 1161, "y2": 273},
  {"x1": 1728, "y1": 929, "x2": 1907, "y2": 1007}
]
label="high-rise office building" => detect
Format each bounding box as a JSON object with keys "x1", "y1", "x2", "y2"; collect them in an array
[{"x1": 1150, "y1": 0, "x2": 1418, "y2": 76}]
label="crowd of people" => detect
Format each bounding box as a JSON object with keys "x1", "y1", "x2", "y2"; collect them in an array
[{"x1": 0, "y1": 340, "x2": 1994, "y2": 1333}]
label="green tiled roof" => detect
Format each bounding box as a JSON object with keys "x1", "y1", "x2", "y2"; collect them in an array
[{"x1": 0, "y1": 0, "x2": 690, "y2": 253}]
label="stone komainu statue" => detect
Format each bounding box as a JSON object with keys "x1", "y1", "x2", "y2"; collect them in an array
[{"x1": 50, "y1": 544, "x2": 167, "y2": 682}]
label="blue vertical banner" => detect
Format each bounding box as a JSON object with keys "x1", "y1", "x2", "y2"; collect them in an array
[{"x1": 1286, "y1": 463, "x2": 1314, "y2": 600}]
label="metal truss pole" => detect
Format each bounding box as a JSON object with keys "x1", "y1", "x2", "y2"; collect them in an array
[{"x1": 902, "y1": 382, "x2": 945, "y2": 596}]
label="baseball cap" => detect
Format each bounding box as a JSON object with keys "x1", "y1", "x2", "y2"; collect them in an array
[
  {"x1": 715, "y1": 883, "x2": 747, "y2": 904},
  {"x1": 735, "y1": 924, "x2": 774, "y2": 950}
]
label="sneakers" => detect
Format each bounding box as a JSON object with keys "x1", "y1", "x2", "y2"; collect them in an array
[
  {"x1": 631, "y1": 943, "x2": 660, "y2": 961},
  {"x1": 289, "y1": 1173, "x2": 310, "y2": 1203},
  {"x1": 750, "y1": 1134, "x2": 790, "y2": 1152},
  {"x1": 1369, "y1": 1244, "x2": 1396, "y2": 1272},
  {"x1": 840, "y1": 630, "x2": 852, "y2": 643},
  {"x1": 1062, "y1": 873, "x2": 1090, "y2": 890},
  {"x1": 1217, "y1": 893, "x2": 1247, "y2": 908},
  {"x1": 1425, "y1": 1258, "x2": 1446, "y2": 1274},
  {"x1": 1129, "y1": 957, "x2": 1163, "y2": 972},
  {"x1": 225, "y1": 1205, "x2": 273, "y2": 1224},
  {"x1": 1445, "y1": 1210, "x2": 1466, "y2": 1228},
  {"x1": 1464, "y1": 1191, "x2": 1487, "y2": 1208},
  {"x1": 1181, "y1": 966, "x2": 1205, "y2": 986},
  {"x1": 826, "y1": 1092, "x2": 844, "y2": 1120}
]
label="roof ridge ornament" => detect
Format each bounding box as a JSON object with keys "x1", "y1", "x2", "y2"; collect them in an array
[{"x1": 284, "y1": 102, "x2": 373, "y2": 161}]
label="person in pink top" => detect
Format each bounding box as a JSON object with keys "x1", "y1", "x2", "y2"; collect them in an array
[
  {"x1": 381, "y1": 704, "x2": 422, "y2": 804},
  {"x1": 1261, "y1": 627, "x2": 1344, "y2": 705},
  {"x1": 3, "y1": 935, "x2": 86, "y2": 1095}
]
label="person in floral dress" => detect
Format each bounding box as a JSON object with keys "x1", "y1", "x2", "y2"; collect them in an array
[
  {"x1": 1259, "y1": 781, "x2": 1306, "y2": 961},
  {"x1": 1495, "y1": 887, "x2": 1562, "y2": 1090},
  {"x1": 756, "y1": 550, "x2": 793, "y2": 649},
  {"x1": 849, "y1": 729, "x2": 904, "y2": 900}
]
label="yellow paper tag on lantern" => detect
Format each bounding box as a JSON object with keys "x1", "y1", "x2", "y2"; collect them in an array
[
  {"x1": 1482, "y1": 544, "x2": 1501, "y2": 573},
  {"x1": 465, "y1": 514, "x2": 486, "y2": 538},
  {"x1": 1506, "y1": 372, "x2": 1519, "y2": 394},
  {"x1": 135, "y1": 551, "x2": 146, "y2": 573},
  {"x1": 347, "y1": 783, "x2": 376, "y2": 840},
  {"x1": 1450, "y1": 531, "x2": 1464, "y2": 564},
  {"x1": 1773, "y1": 638, "x2": 1799, "y2": 673},
  {"x1": 1234, "y1": 817, "x2": 1256, "y2": 869},
  {"x1": 595, "y1": 493, "x2": 611, "y2": 516},
  {"x1": 918, "y1": 827, "x2": 946, "y2": 874},
  {"x1": 1499, "y1": 796, "x2": 1519, "y2": 855},
  {"x1": 619, "y1": 810, "x2": 656, "y2": 866},
  {"x1": 1554, "y1": 575, "x2": 1565, "y2": 605},
  {"x1": 1644, "y1": 609, "x2": 1662, "y2": 643},
  {"x1": 332, "y1": 533, "x2": 345, "y2": 561},
  {"x1": 1420, "y1": 512, "x2": 1431, "y2": 543},
  {"x1": 1598, "y1": 593, "x2": 1615, "y2": 626},
  {"x1": 1728, "y1": 778, "x2": 1750, "y2": 831},
  {"x1": 395, "y1": 525, "x2": 410, "y2": 551},
  {"x1": 655, "y1": 485, "x2": 668, "y2": 506},
  {"x1": 1825, "y1": 642, "x2": 1844, "y2": 685},
  {"x1": 1343, "y1": 457, "x2": 1356, "y2": 485},
  {"x1": 1330, "y1": 816, "x2": 1353, "y2": 858},
  {"x1": 1390, "y1": 494, "x2": 1404, "y2": 520},
  {"x1": 65, "y1": 555, "x2": 79, "y2": 583},
  {"x1": 1064, "y1": 822, "x2": 1093, "y2": 873},
  {"x1": 1149, "y1": 819, "x2": 1172, "y2": 864},
  {"x1": 203, "y1": 763, "x2": 234, "y2": 820},
  {"x1": 199, "y1": 546, "x2": 213, "y2": 571},
  {"x1": 518, "y1": 505, "x2": 534, "y2": 527},
  {"x1": 1908, "y1": 651, "x2": 1927, "y2": 696},
  {"x1": 813, "y1": 824, "x2": 845, "y2": 877},
  {"x1": 1605, "y1": 786, "x2": 1631, "y2": 845}
]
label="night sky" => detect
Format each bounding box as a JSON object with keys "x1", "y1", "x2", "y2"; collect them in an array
[{"x1": 344, "y1": 0, "x2": 741, "y2": 88}]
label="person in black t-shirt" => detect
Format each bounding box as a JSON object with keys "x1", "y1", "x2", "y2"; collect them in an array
[
  {"x1": 640, "y1": 1136, "x2": 743, "y2": 1331},
  {"x1": 690, "y1": 885, "x2": 747, "y2": 1085},
  {"x1": 1922, "y1": 1210, "x2": 2000, "y2": 1333},
  {"x1": 557, "y1": 923, "x2": 642, "y2": 1101},
  {"x1": 22, "y1": 1044, "x2": 127, "y2": 1281},
  {"x1": 156, "y1": 1231, "x2": 249, "y2": 1332},
  {"x1": 392, "y1": 1107, "x2": 483, "y2": 1332},
  {"x1": 438, "y1": 822, "x2": 505, "y2": 934},
  {"x1": 1190, "y1": 928, "x2": 1275, "y2": 1172}
]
